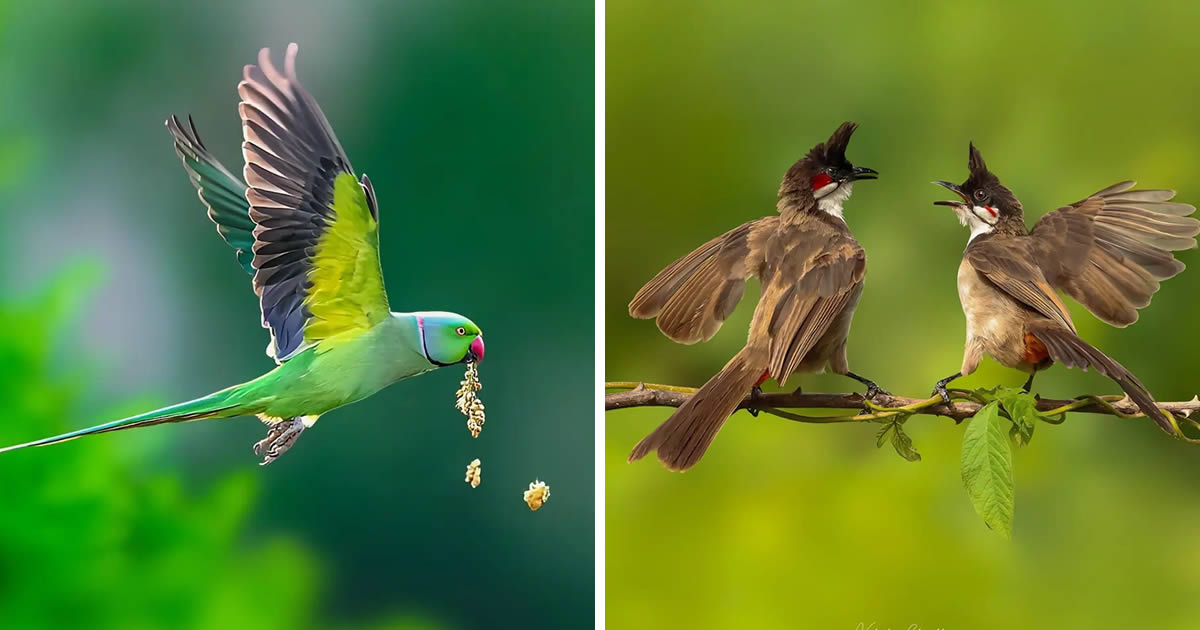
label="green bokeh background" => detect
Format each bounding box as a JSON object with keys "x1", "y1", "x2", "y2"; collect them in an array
[
  {"x1": 0, "y1": 1, "x2": 593, "y2": 629},
  {"x1": 606, "y1": 1, "x2": 1200, "y2": 628}
]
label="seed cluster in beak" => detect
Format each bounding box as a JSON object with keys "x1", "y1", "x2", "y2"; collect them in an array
[
  {"x1": 451, "y1": 357, "x2": 552, "y2": 514},
  {"x1": 456, "y1": 361, "x2": 486, "y2": 438}
]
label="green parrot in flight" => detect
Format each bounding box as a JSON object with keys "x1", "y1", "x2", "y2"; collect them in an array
[{"x1": 0, "y1": 43, "x2": 484, "y2": 464}]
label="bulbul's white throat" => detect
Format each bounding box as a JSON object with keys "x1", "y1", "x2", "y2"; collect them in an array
[
  {"x1": 815, "y1": 181, "x2": 854, "y2": 219},
  {"x1": 955, "y1": 204, "x2": 998, "y2": 242}
]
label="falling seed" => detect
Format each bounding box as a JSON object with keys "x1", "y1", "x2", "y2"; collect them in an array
[
  {"x1": 523, "y1": 480, "x2": 550, "y2": 511},
  {"x1": 456, "y1": 361, "x2": 485, "y2": 438},
  {"x1": 465, "y1": 458, "x2": 481, "y2": 488}
]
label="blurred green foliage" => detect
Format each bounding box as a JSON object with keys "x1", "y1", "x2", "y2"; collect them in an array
[
  {"x1": 0, "y1": 270, "x2": 325, "y2": 629},
  {"x1": 0, "y1": 1, "x2": 592, "y2": 629},
  {"x1": 607, "y1": 0, "x2": 1200, "y2": 628}
]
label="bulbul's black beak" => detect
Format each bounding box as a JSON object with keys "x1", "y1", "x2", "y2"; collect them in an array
[
  {"x1": 932, "y1": 180, "x2": 968, "y2": 206},
  {"x1": 848, "y1": 166, "x2": 878, "y2": 181}
]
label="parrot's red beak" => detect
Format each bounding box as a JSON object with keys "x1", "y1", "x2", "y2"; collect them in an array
[{"x1": 468, "y1": 336, "x2": 485, "y2": 363}]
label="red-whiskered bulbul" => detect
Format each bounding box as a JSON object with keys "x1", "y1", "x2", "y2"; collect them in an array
[
  {"x1": 931, "y1": 144, "x2": 1198, "y2": 434},
  {"x1": 627, "y1": 122, "x2": 883, "y2": 471}
]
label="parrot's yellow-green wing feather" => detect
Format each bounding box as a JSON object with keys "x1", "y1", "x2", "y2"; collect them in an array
[{"x1": 239, "y1": 43, "x2": 389, "y2": 362}]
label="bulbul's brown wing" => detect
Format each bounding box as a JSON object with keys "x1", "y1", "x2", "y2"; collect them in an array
[
  {"x1": 756, "y1": 225, "x2": 866, "y2": 385},
  {"x1": 629, "y1": 217, "x2": 778, "y2": 344},
  {"x1": 629, "y1": 219, "x2": 866, "y2": 471},
  {"x1": 1029, "y1": 182, "x2": 1198, "y2": 326},
  {"x1": 964, "y1": 237, "x2": 1078, "y2": 333},
  {"x1": 966, "y1": 235, "x2": 1175, "y2": 433}
]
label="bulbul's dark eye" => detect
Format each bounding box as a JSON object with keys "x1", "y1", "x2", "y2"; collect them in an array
[
  {"x1": 974, "y1": 189, "x2": 988, "y2": 202},
  {"x1": 456, "y1": 327, "x2": 466, "y2": 336}
]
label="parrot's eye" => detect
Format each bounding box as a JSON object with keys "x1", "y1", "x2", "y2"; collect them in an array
[{"x1": 456, "y1": 326, "x2": 466, "y2": 336}]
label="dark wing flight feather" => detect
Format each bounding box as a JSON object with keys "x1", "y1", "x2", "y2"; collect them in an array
[
  {"x1": 239, "y1": 43, "x2": 389, "y2": 362},
  {"x1": 166, "y1": 115, "x2": 256, "y2": 275}
]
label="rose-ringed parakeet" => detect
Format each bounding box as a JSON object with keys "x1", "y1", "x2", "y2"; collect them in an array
[{"x1": 1, "y1": 44, "x2": 484, "y2": 465}]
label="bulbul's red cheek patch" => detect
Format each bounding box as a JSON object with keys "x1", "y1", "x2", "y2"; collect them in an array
[{"x1": 811, "y1": 173, "x2": 833, "y2": 190}]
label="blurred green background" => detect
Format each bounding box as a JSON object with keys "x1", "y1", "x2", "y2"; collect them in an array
[
  {"x1": 0, "y1": 1, "x2": 593, "y2": 629},
  {"x1": 606, "y1": 1, "x2": 1200, "y2": 628}
]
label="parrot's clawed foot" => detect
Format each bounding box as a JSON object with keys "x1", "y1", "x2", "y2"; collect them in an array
[
  {"x1": 253, "y1": 418, "x2": 306, "y2": 466},
  {"x1": 747, "y1": 386, "x2": 764, "y2": 418}
]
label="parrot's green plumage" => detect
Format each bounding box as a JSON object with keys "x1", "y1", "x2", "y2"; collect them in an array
[{"x1": 0, "y1": 43, "x2": 484, "y2": 464}]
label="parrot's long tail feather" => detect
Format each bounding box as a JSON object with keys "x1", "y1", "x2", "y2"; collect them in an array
[
  {"x1": 0, "y1": 388, "x2": 245, "y2": 454},
  {"x1": 628, "y1": 346, "x2": 764, "y2": 471}
]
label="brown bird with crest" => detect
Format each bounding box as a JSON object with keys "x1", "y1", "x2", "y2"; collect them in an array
[
  {"x1": 628, "y1": 122, "x2": 884, "y2": 471},
  {"x1": 931, "y1": 144, "x2": 1198, "y2": 434}
]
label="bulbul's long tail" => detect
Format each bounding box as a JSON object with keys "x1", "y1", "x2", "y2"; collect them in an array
[
  {"x1": 0, "y1": 388, "x2": 245, "y2": 454},
  {"x1": 1030, "y1": 322, "x2": 1175, "y2": 434},
  {"x1": 629, "y1": 346, "x2": 764, "y2": 471}
]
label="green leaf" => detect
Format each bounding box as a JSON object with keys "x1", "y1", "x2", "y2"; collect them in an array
[
  {"x1": 890, "y1": 420, "x2": 922, "y2": 462},
  {"x1": 971, "y1": 385, "x2": 1009, "y2": 403},
  {"x1": 961, "y1": 401, "x2": 1015, "y2": 538},
  {"x1": 998, "y1": 389, "x2": 1038, "y2": 446},
  {"x1": 875, "y1": 421, "x2": 893, "y2": 448}
]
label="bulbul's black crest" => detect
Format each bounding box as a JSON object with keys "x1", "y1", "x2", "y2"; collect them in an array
[
  {"x1": 805, "y1": 121, "x2": 858, "y2": 167},
  {"x1": 939, "y1": 143, "x2": 1023, "y2": 223},
  {"x1": 779, "y1": 121, "x2": 875, "y2": 207}
]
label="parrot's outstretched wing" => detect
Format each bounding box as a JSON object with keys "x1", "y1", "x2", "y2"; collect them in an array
[
  {"x1": 166, "y1": 115, "x2": 256, "y2": 275},
  {"x1": 239, "y1": 43, "x2": 390, "y2": 363}
]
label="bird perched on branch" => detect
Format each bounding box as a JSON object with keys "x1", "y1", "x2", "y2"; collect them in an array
[
  {"x1": 627, "y1": 122, "x2": 884, "y2": 471},
  {"x1": 930, "y1": 143, "x2": 1197, "y2": 434},
  {"x1": 0, "y1": 43, "x2": 484, "y2": 464}
]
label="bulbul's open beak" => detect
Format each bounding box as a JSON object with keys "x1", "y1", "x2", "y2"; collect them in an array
[
  {"x1": 466, "y1": 336, "x2": 485, "y2": 363},
  {"x1": 932, "y1": 180, "x2": 968, "y2": 207},
  {"x1": 848, "y1": 166, "x2": 878, "y2": 181}
]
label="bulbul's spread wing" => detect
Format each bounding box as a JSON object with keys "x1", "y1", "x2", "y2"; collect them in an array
[
  {"x1": 631, "y1": 216, "x2": 864, "y2": 385},
  {"x1": 629, "y1": 217, "x2": 777, "y2": 344},
  {"x1": 167, "y1": 115, "x2": 256, "y2": 275},
  {"x1": 239, "y1": 44, "x2": 389, "y2": 362},
  {"x1": 966, "y1": 182, "x2": 1197, "y2": 332},
  {"x1": 757, "y1": 223, "x2": 865, "y2": 384},
  {"x1": 964, "y1": 237, "x2": 1078, "y2": 332},
  {"x1": 1028, "y1": 182, "x2": 1198, "y2": 326}
]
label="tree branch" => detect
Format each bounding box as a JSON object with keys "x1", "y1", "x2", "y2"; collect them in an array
[{"x1": 604, "y1": 381, "x2": 1200, "y2": 435}]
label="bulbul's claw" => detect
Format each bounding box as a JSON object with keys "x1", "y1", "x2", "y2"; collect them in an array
[
  {"x1": 747, "y1": 386, "x2": 763, "y2": 417},
  {"x1": 931, "y1": 372, "x2": 962, "y2": 405},
  {"x1": 845, "y1": 372, "x2": 888, "y2": 403}
]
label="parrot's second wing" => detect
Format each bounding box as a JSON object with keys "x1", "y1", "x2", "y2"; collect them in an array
[
  {"x1": 239, "y1": 44, "x2": 389, "y2": 363},
  {"x1": 166, "y1": 115, "x2": 256, "y2": 275}
]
